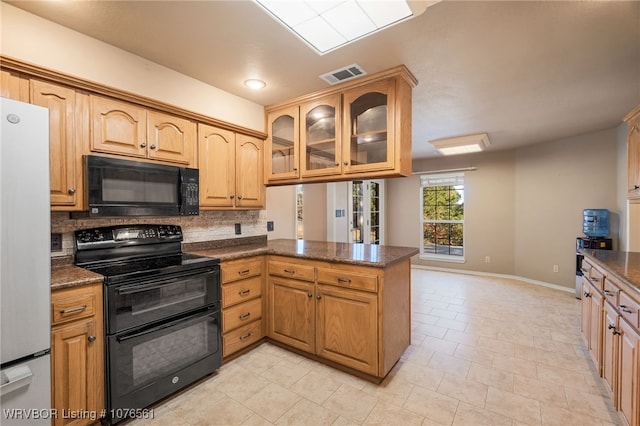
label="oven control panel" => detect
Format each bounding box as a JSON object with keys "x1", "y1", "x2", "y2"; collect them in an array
[{"x1": 75, "y1": 224, "x2": 183, "y2": 250}]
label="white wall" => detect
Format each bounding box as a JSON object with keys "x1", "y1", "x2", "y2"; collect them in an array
[{"x1": 0, "y1": 3, "x2": 264, "y2": 131}]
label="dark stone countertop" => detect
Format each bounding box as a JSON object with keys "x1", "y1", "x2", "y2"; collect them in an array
[
  {"x1": 51, "y1": 265, "x2": 104, "y2": 291},
  {"x1": 580, "y1": 249, "x2": 640, "y2": 296},
  {"x1": 188, "y1": 239, "x2": 419, "y2": 268}
]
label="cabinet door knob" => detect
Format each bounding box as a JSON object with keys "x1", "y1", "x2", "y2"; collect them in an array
[
  {"x1": 316, "y1": 295, "x2": 322, "y2": 300},
  {"x1": 634, "y1": 185, "x2": 640, "y2": 190},
  {"x1": 140, "y1": 143, "x2": 147, "y2": 148},
  {"x1": 293, "y1": 167, "x2": 298, "y2": 171},
  {"x1": 238, "y1": 195, "x2": 243, "y2": 200},
  {"x1": 334, "y1": 162, "x2": 339, "y2": 166},
  {"x1": 230, "y1": 194, "x2": 235, "y2": 199},
  {"x1": 307, "y1": 292, "x2": 313, "y2": 298},
  {"x1": 344, "y1": 161, "x2": 349, "y2": 166},
  {"x1": 67, "y1": 188, "x2": 76, "y2": 195},
  {"x1": 150, "y1": 144, "x2": 157, "y2": 149},
  {"x1": 87, "y1": 335, "x2": 96, "y2": 343}
]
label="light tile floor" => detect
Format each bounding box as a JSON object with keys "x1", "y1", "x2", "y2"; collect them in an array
[{"x1": 130, "y1": 269, "x2": 621, "y2": 426}]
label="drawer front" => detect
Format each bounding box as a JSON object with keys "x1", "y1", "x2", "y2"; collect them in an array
[
  {"x1": 269, "y1": 260, "x2": 315, "y2": 282},
  {"x1": 222, "y1": 298, "x2": 262, "y2": 333},
  {"x1": 603, "y1": 279, "x2": 620, "y2": 308},
  {"x1": 223, "y1": 320, "x2": 263, "y2": 357},
  {"x1": 222, "y1": 275, "x2": 262, "y2": 308},
  {"x1": 316, "y1": 267, "x2": 378, "y2": 292},
  {"x1": 580, "y1": 258, "x2": 593, "y2": 276},
  {"x1": 588, "y1": 265, "x2": 605, "y2": 291},
  {"x1": 51, "y1": 286, "x2": 97, "y2": 326},
  {"x1": 619, "y1": 291, "x2": 640, "y2": 329},
  {"x1": 222, "y1": 258, "x2": 263, "y2": 284}
]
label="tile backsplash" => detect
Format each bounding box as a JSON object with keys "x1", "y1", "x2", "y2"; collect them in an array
[{"x1": 51, "y1": 210, "x2": 267, "y2": 258}]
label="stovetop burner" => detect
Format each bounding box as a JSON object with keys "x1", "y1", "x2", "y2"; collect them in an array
[{"x1": 74, "y1": 224, "x2": 219, "y2": 284}]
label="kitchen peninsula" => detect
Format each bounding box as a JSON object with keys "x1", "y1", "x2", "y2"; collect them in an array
[{"x1": 188, "y1": 238, "x2": 418, "y2": 381}]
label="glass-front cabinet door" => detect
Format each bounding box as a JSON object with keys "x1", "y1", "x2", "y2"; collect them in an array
[
  {"x1": 266, "y1": 105, "x2": 299, "y2": 181},
  {"x1": 300, "y1": 94, "x2": 341, "y2": 177},
  {"x1": 342, "y1": 79, "x2": 395, "y2": 174}
]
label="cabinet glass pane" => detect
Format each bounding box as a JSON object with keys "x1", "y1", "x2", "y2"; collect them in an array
[
  {"x1": 306, "y1": 105, "x2": 336, "y2": 171},
  {"x1": 271, "y1": 115, "x2": 295, "y2": 174},
  {"x1": 369, "y1": 181, "x2": 380, "y2": 244},
  {"x1": 350, "y1": 92, "x2": 387, "y2": 166}
]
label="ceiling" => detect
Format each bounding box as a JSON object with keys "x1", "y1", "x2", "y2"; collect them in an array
[{"x1": 5, "y1": 0, "x2": 640, "y2": 159}]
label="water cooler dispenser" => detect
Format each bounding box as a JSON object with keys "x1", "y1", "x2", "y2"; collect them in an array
[{"x1": 575, "y1": 209, "x2": 612, "y2": 298}]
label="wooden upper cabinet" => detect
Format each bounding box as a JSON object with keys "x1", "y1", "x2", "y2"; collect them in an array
[
  {"x1": 31, "y1": 80, "x2": 83, "y2": 210},
  {"x1": 264, "y1": 65, "x2": 416, "y2": 185},
  {"x1": 199, "y1": 124, "x2": 236, "y2": 208},
  {"x1": 198, "y1": 123, "x2": 264, "y2": 210},
  {"x1": 626, "y1": 106, "x2": 640, "y2": 199},
  {"x1": 342, "y1": 78, "x2": 394, "y2": 174},
  {"x1": 300, "y1": 94, "x2": 341, "y2": 178},
  {"x1": 91, "y1": 95, "x2": 146, "y2": 158},
  {"x1": 91, "y1": 95, "x2": 195, "y2": 166},
  {"x1": 235, "y1": 135, "x2": 264, "y2": 208},
  {"x1": 266, "y1": 105, "x2": 300, "y2": 181},
  {"x1": 147, "y1": 111, "x2": 195, "y2": 165},
  {"x1": 1, "y1": 69, "x2": 29, "y2": 102}
]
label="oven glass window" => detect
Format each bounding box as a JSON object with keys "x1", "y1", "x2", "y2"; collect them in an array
[
  {"x1": 113, "y1": 311, "x2": 219, "y2": 396},
  {"x1": 102, "y1": 168, "x2": 177, "y2": 203},
  {"x1": 110, "y1": 270, "x2": 219, "y2": 333}
]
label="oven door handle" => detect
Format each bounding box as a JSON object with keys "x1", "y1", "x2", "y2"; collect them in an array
[
  {"x1": 115, "y1": 269, "x2": 216, "y2": 295},
  {"x1": 116, "y1": 307, "x2": 216, "y2": 342}
]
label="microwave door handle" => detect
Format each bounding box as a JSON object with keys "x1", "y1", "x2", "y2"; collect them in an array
[
  {"x1": 115, "y1": 269, "x2": 215, "y2": 295},
  {"x1": 116, "y1": 307, "x2": 215, "y2": 342}
]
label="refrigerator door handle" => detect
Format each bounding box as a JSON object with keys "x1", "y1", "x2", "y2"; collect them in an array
[{"x1": 0, "y1": 364, "x2": 34, "y2": 396}]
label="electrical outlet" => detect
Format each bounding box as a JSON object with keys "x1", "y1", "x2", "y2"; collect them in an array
[
  {"x1": 553, "y1": 264, "x2": 559, "y2": 273},
  {"x1": 484, "y1": 256, "x2": 490, "y2": 263},
  {"x1": 267, "y1": 221, "x2": 274, "y2": 231},
  {"x1": 234, "y1": 223, "x2": 241, "y2": 235},
  {"x1": 51, "y1": 233, "x2": 62, "y2": 251}
]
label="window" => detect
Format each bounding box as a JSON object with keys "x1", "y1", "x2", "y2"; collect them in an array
[{"x1": 420, "y1": 173, "x2": 465, "y2": 261}]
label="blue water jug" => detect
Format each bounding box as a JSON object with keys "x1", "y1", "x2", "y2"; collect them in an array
[{"x1": 583, "y1": 209, "x2": 609, "y2": 238}]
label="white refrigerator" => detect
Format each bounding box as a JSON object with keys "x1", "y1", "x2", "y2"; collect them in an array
[{"x1": 0, "y1": 97, "x2": 51, "y2": 425}]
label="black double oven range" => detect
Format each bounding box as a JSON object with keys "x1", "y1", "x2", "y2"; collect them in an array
[{"x1": 75, "y1": 224, "x2": 221, "y2": 425}]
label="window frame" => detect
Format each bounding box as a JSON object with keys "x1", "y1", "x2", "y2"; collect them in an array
[{"x1": 419, "y1": 172, "x2": 466, "y2": 263}]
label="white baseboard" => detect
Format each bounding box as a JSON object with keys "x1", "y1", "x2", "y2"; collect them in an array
[{"x1": 411, "y1": 264, "x2": 575, "y2": 294}]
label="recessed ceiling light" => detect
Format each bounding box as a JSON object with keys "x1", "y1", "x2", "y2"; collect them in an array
[
  {"x1": 430, "y1": 133, "x2": 491, "y2": 156},
  {"x1": 254, "y1": 0, "x2": 415, "y2": 55},
  {"x1": 244, "y1": 79, "x2": 266, "y2": 90}
]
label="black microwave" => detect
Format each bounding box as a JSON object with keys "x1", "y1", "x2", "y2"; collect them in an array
[{"x1": 85, "y1": 155, "x2": 199, "y2": 217}]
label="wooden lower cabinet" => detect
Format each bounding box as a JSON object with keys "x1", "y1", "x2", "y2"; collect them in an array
[
  {"x1": 316, "y1": 284, "x2": 378, "y2": 376},
  {"x1": 51, "y1": 283, "x2": 104, "y2": 426},
  {"x1": 581, "y1": 277, "x2": 603, "y2": 370},
  {"x1": 267, "y1": 255, "x2": 410, "y2": 379},
  {"x1": 619, "y1": 315, "x2": 640, "y2": 426},
  {"x1": 221, "y1": 257, "x2": 265, "y2": 358},
  {"x1": 602, "y1": 301, "x2": 619, "y2": 400}
]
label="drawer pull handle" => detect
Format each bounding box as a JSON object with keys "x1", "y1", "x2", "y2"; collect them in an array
[
  {"x1": 239, "y1": 312, "x2": 251, "y2": 320},
  {"x1": 239, "y1": 289, "x2": 251, "y2": 296},
  {"x1": 337, "y1": 277, "x2": 352, "y2": 284},
  {"x1": 620, "y1": 305, "x2": 634, "y2": 314},
  {"x1": 580, "y1": 268, "x2": 589, "y2": 274},
  {"x1": 604, "y1": 290, "x2": 615, "y2": 296},
  {"x1": 87, "y1": 335, "x2": 96, "y2": 343},
  {"x1": 60, "y1": 305, "x2": 87, "y2": 315},
  {"x1": 589, "y1": 277, "x2": 600, "y2": 283},
  {"x1": 239, "y1": 332, "x2": 252, "y2": 341},
  {"x1": 238, "y1": 269, "x2": 250, "y2": 276},
  {"x1": 608, "y1": 324, "x2": 616, "y2": 330},
  {"x1": 584, "y1": 292, "x2": 591, "y2": 298},
  {"x1": 284, "y1": 268, "x2": 295, "y2": 274}
]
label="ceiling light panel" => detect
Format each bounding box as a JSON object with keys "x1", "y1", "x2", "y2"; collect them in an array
[{"x1": 255, "y1": 0, "x2": 414, "y2": 54}]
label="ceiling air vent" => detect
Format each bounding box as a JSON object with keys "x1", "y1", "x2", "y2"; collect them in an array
[{"x1": 320, "y1": 64, "x2": 367, "y2": 85}]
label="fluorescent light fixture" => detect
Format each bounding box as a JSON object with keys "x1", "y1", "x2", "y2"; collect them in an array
[
  {"x1": 255, "y1": 0, "x2": 414, "y2": 54},
  {"x1": 430, "y1": 133, "x2": 491, "y2": 156},
  {"x1": 244, "y1": 79, "x2": 266, "y2": 90}
]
